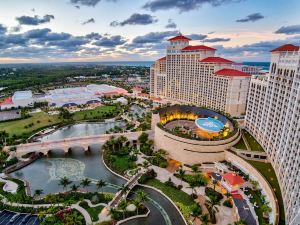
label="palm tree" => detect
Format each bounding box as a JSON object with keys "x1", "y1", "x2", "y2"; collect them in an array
[
  {"x1": 58, "y1": 176, "x2": 72, "y2": 192},
  {"x1": 80, "y1": 178, "x2": 91, "y2": 192},
  {"x1": 189, "y1": 182, "x2": 197, "y2": 196},
  {"x1": 118, "y1": 199, "x2": 127, "y2": 219},
  {"x1": 191, "y1": 203, "x2": 202, "y2": 222},
  {"x1": 177, "y1": 168, "x2": 186, "y2": 186},
  {"x1": 212, "y1": 179, "x2": 218, "y2": 190},
  {"x1": 200, "y1": 213, "x2": 210, "y2": 225},
  {"x1": 96, "y1": 179, "x2": 107, "y2": 194},
  {"x1": 33, "y1": 189, "x2": 43, "y2": 205},
  {"x1": 0, "y1": 131, "x2": 9, "y2": 146},
  {"x1": 206, "y1": 196, "x2": 220, "y2": 224},
  {"x1": 71, "y1": 184, "x2": 79, "y2": 192},
  {"x1": 191, "y1": 165, "x2": 198, "y2": 173}
]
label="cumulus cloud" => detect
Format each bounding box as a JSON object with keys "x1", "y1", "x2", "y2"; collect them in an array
[
  {"x1": 82, "y1": 18, "x2": 95, "y2": 25},
  {"x1": 74, "y1": 5, "x2": 80, "y2": 9},
  {"x1": 132, "y1": 31, "x2": 178, "y2": 44},
  {"x1": 0, "y1": 27, "x2": 127, "y2": 59},
  {"x1": 143, "y1": 0, "x2": 242, "y2": 12},
  {"x1": 187, "y1": 34, "x2": 207, "y2": 40},
  {"x1": 16, "y1": 14, "x2": 55, "y2": 25},
  {"x1": 110, "y1": 13, "x2": 158, "y2": 26},
  {"x1": 215, "y1": 35, "x2": 300, "y2": 59},
  {"x1": 274, "y1": 25, "x2": 300, "y2": 35},
  {"x1": 93, "y1": 35, "x2": 127, "y2": 47},
  {"x1": 70, "y1": 0, "x2": 117, "y2": 7},
  {"x1": 204, "y1": 37, "x2": 230, "y2": 42},
  {"x1": 165, "y1": 19, "x2": 177, "y2": 29},
  {"x1": 236, "y1": 13, "x2": 264, "y2": 23}
]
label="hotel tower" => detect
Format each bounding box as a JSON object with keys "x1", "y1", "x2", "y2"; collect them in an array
[
  {"x1": 245, "y1": 44, "x2": 300, "y2": 224},
  {"x1": 150, "y1": 34, "x2": 251, "y2": 117}
]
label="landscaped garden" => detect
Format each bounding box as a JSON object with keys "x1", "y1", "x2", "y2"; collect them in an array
[
  {"x1": 79, "y1": 201, "x2": 104, "y2": 222},
  {"x1": 243, "y1": 130, "x2": 264, "y2": 152},
  {"x1": 233, "y1": 138, "x2": 247, "y2": 150},
  {"x1": 247, "y1": 160, "x2": 285, "y2": 224}
]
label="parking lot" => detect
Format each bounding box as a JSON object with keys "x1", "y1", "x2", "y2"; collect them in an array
[
  {"x1": 0, "y1": 210, "x2": 41, "y2": 225},
  {"x1": 0, "y1": 110, "x2": 21, "y2": 121}
]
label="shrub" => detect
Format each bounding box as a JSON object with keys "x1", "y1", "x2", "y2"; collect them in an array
[
  {"x1": 205, "y1": 187, "x2": 223, "y2": 201},
  {"x1": 223, "y1": 199, "x2": 233, "y2": 208}
]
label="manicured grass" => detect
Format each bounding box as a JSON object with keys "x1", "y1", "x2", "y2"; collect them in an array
[
  {"x1": 243, "y1": 130, "x2": 265, "y2": 152},
  {"x1": 73, "y1": 105, "x2": 119, "y2": 121},
  {"x1": 79, "y1": 201, "x2": 104, "y2": 222},
  {"x1": 244, "y1": 188, "x2": 266, "y2": 225},
  {"x1": 0, "y1": 105, "x2": 119, "y2": 137},
  {"x1": 0, "y1": 112, "x2": 60, "y2": 137},
  {"x1": 233, "y1": 138, "x2": 247, "y2": 150},
  {"x1": 145, "y1": 178, "x2": 195, "y2": 222},
  {"x1": 247, "y1": 160, "x2": 285, "y2": 224},
  {"x1": 112, "y1": 155, "x2": 137, "y2": 174}
]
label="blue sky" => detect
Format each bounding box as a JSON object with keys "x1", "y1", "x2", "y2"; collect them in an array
[{"x1": 0, "y1": 0, "x2": 300, "y2": 63}]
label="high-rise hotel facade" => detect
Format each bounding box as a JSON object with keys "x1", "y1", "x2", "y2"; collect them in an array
[
  {"x1": 245, "y1": 44, "x2": 300, "y2": 224},
  {"x1": 150, "y1": 34, "x2": 251, "y2": 117}
]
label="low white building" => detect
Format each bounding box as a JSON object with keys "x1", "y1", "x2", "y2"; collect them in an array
[{"x1": 0, "y1": 91, "x2": 34, "y2": 110}]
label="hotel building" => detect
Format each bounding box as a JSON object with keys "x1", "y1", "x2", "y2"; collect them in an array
[
  {"x1": 150, "y1": 34, "x2": 251, "y2": 117},
  {"x1": 245, "y1": 44, "x2": 300, "y2": 224}
]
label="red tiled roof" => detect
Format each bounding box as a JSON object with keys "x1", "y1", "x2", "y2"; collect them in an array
[
  {"x1": 132, "y1": 86, "x2": 143, "y2": 91},
  {"x1": 200, "y1": 57, "x2": 233, "y2": 64},
  {"x1": 215, "y1": 68, "x2": 250, "y2": 77},
  {"x1": 223, "y1": 172, "x2": 245, "y2": 186},
  {"x1": 158, "y1": 56, "x2": 166, "y2": 61},
  {"x1": 168, "y1": 35, "x2": 191, "y2": 41},
  {"x1": 0, "y1": 97, "x2": 13, "y2": 106},
  {"x1": 271, "y1": 44, "x2": 299, "y2": 52},
  {"x1": 181, "y1": 45, "x2": 216, "y2": 52}
]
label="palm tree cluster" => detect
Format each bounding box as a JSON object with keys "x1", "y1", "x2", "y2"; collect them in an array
[{"x1": 58, "y1": 177, "x2": 107, "y2": 193}]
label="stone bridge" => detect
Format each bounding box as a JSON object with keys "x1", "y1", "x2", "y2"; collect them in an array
[{"x1": 15, "y1": 131, "x2": 152, "y2": 158}]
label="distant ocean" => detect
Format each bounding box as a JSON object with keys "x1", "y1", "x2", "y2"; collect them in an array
[
  {"x1": 97, "y1": 61, "x2": 271, "y2": 71},
  {"x1": 0, "y1": 61, "x2": 270, "y2": 70}
]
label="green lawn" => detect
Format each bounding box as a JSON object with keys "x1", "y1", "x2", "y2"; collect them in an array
[
  {"x1": 243, "y1": 130, "x2": 265, "y2": 152},
  {"x1": 112, "y1": 155, "x2": 137, "y2": 174},
  {"x1": 247, "y1": 160, "x2": 285, "y2": 224},
  {"x1": 79, "y1": 201, "x2": 104, "y2": 222},
  {"x1": 233, "y1": 138, "x2": 247, "y2": 150},
  {"x1": 244, "y1": 188, "x2": 267, "y2": 225},
  {"x1": 0, "y1": 105, "x2": 119, "y2": 138},
  {"x1": 73, "y1": 105, "x2": 118, "y2": 121},
  {"x1": 0, "y1": 112, "x2": 61, "y2": 137},
  {"x1": 145, "y1": 179, "x2": 195, "y2": 222}
]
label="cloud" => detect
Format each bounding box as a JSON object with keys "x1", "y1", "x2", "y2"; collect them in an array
[
  {"x1": 215, "y1": 35, "x2": 300, "y2": 60},
  {"x1": 16, "y1": 14, "x2": 55, "y2": 25},
  {"x1": 274, "y1": 24, "x2": 300, "y2": 35},
  {"x1": 0, "y1": 24, "x2": 7, "y2": 34},
  {"x1": 70, "y1": 0, "x2": 117, "y2": 7},
  {"x1": 132, "y1": 31, "x2": 178, "y2": 44},
  {"x1": 165, "y1": 19, "x2": 177, "y2": 29},
  {"x1": 143, "y1": 0, "x2": 242, "y2": 12},
  {"x1": 93, "y1": 35, "x2": 127, "y2": 47},
  {"x1": 10, "y1": 26, "x2": 22, "y2": 33},
  {"x1": 82, "y1": 18, "x2": 96, "y2": 25},
  {"x1": 75, "y1": 5, "x2": 80, "y2": 9},
  {"x1": 187, "y1": 34, "x2": 207, "y2": 40},
  {"x1": 110, "y1": 13, "x2": 158, "y2": 26},
  {"x1": 236, "y1": 13, "x2": 264, "y2": 23},
  {"x1": 204, "y1": 37, "x2": 230, "y2": 42},
  {"x1": 70, "y1": 0, "x2": 101, "y2": 7}
]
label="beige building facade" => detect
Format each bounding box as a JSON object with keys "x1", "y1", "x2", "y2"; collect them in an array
[
  {"x1": 150, "y1": 34, "x2": 251, "y2": 117},
  {"x1": 245, "y1": 44, "x2": 300, "y2": 225}
]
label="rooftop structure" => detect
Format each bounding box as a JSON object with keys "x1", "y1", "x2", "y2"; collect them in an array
[{"x1": 150, "y1": 33, "x2": 251, "y2": 117}]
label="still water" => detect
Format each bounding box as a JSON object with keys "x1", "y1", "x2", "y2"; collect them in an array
[{"x1": 11, "y1": 122, "x2": 186, "y2": 225}]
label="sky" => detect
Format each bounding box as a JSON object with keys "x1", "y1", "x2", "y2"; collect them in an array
[{"x1": 0, "y1": 0, "x2": 300, "y2": 63}]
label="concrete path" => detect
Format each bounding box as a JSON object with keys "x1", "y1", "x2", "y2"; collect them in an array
[{"x1": 71, "y1": 203, "x2": 93, "y2": 225}]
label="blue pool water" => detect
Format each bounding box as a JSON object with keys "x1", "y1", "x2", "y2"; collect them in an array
[{"x1": 195, "y1": 117, "x2": 224, "y2": 132}]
